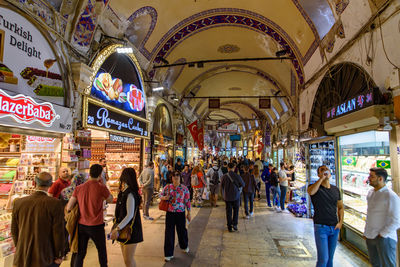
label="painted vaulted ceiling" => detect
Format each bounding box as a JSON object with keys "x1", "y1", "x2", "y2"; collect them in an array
[{"x1": 63, "y1": 0, "x2": 347, "y2": 128}]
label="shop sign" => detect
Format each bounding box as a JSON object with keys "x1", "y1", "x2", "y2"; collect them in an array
[
  {"x1": 301, "y1": 128, "x2": 319, "y2": 139},
  {"x1": 86, "y1": 101, "x2": 148, "y2": 138},
  {"x1": 90, "y1": 51, "x2": 146, "y2": 118},
  {"x1": 0, "y1": 7, "x2": 65, "y2": 106},
  {"x1": 109, "y1": 133, "x2": 135, "y2": 144},
  {"x1": 326, "y1": 91, "x2": 374, "y2": 121},
  {"x1": 0, "y1": 88, "x2": 59, "y2": 127},
  {"x1": 176, "y1": 133, "x2": 184, "y2": 146},
  {"x1": 27, "y1": 136, "x2": 55, "y2": 143},
  {"x1": 376, "y1": 160, "x2": 390, "y2": 169}
]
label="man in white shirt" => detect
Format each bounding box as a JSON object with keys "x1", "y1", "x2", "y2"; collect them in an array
[
  {"x1": 364, "y1": 167, "x2": 400, "y2": 267},
  {"x1": 278, "y1": 162, "x2": 291, "y2": 212}
]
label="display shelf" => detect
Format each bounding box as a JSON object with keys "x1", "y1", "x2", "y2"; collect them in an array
[
  {"x1": 343, "y1": 185, "x2": 368, "y2": 198},
  {"x1": 344, "y1": 210, "x2": 365, "y2": 234}
]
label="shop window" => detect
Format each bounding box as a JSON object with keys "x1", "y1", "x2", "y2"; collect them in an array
[
  {"x1": 299, "y1": 0, "x2": 336, "y2": 38},
  {"x1": 338, "y1": 130, "x2": 391, "y2": 233}
]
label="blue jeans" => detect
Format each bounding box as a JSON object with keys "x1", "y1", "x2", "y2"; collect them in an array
[
  {"x1": 280, "y1": 185, "x2": 288, "y2": 210},
  {"x1": 265, "y1": 182, "x2": 271, "y2": 206},
  {"x1": 271, "y1": 185, "x2": 281, "y2": 207},
  {"x1": 243, "y1": 192, "x2": 254, "y2": 215},
  {"x1": 314, "y1": 224, "x2": 340, "y2": 267},
  {"x1": 366, "y1": 236, "x2": 397, "y2": 267}
]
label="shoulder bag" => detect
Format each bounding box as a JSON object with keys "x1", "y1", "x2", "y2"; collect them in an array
[
  {"x1": 159, "y1": 186, "x2": 170, "y2": 211},
  {"x1": 112, "y1": 194, "x2": 138, "y2": 243},
  {"x1": 227, "y1": 173, "x2": 242, "y2": 194}
]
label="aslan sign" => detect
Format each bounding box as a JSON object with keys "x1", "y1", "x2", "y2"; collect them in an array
[{"x1": 326, "y1": 91, "x2": 373, "y2": 121}]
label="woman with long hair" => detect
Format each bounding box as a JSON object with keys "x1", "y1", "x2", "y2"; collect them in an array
[
  {"x1": 160, "y1": 171, "x2": 191, "y2": 262},
  {"x1": 110, "y1": 168, "x2": 143, "y2": 267},
  {"x1": 191, "y1": 165, "x2": 206, "y2": 207},
  {"x1": 253, "y1": 165, "x2": 261, "y2": 200}
]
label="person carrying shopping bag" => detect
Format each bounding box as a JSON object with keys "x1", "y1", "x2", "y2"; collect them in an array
[
  {"x1": 160, "y1": 171, "x2": 191, "y2": 262},
  {"x1": 109, "y1": 168, "x2": 143, "y2": 267},
  {"x1": 191, "y1": 165, "x2": 206, "y2": 207}
]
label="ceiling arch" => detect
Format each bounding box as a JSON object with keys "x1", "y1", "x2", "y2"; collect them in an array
[
  {"x1": 126, "y1": 6, "x2": 158, "y2": 49},
  {"x1": 150, "y1": 8, "x2": 305, "y2": 84}
]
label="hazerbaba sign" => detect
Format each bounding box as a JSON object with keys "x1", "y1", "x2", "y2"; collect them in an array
[{"x1": 0, "y1": 88, "x2": 59, "y2": 126}]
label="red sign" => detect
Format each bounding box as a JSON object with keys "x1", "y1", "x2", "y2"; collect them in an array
[
  {"x1": 27, "y1": 136, "x2": 56, "y2": 143},
  {"x1": 187, "y1": 120, "x2": 198, "y2": 144},
  {"x1": 0, "y1": 89, "x2": 59, "y2": 127},
  {"x1": 257, "y1": 139, "x2": 264, "y2": 154}
]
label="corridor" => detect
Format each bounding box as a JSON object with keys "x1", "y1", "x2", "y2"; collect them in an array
[{"x1": 62, "y1": 200, "x2": 369, "y2": 267}]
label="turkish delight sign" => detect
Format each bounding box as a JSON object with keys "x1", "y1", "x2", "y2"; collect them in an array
[{"x1": 0, "y1": 7, "x2": 64, "y2": 106}]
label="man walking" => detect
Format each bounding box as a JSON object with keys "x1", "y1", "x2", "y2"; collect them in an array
[
  {"x1": 308, "y1": 165, "x2": 344, "y2": 267},
  {"x1": 206, "y1": 161, "x2": 222, "y2": 207},
  {"x1": 48, "y1": 167, "x2": 71, "y2": 199},
  {"x1": 99, "y1": 158, "x2": 109, "y2": 185},
  {"x1": 12, "y1": 172, "x2": 65, "y2": 267},
  {"x1": 221, "y1": 162, "x2": 245, "y2": 232},
  {"x1": 161, "y1": 160, "x2": 168, "y2": 188},
  {"x1": 66, "y1": 164, "x2": 113, "y2": 267},
  {"x1": 261, "y1": 164, "x2": 273, "y2": 207},
  {"x1": 364, "y1": 167, "x2": 400, "y2": 267},
  {"x1": 139, "y1": 161, "x2": 155, "y2": 220}
]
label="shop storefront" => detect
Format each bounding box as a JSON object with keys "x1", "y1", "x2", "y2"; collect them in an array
[
  {"x1": 151, "y1": 104, "x2": 173, "y2": 165},
  {"x1": 247, "y1": 138, "x2": 254, "y2": 160},
  {"x1": 324, "y1": 90, "x2": 391, "y2": 255},
  {"x1": 175, "y1": 132, "x2": 185, "y2": 163},
  {"x1": 243, "y1": 139, "x2": 248, "y2": 157},
  {"x1": 0, "y1": 5, "x2": 74, "y2": 264},
  {"x1": 82, "y1": 44, "x2": 149, "y2": 200}
]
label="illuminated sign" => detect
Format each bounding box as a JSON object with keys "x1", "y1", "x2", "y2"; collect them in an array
[
  {"x1": 109, "y1": 134, "x2": 135, "y2": 144},
  {"x1": 86, "y1": 101, "x2": 148, "y2": 138},
  {"x1": 0, "y1": 89, "x2": 59, "y2": 126},
  {"x1": 27, "y1": 136, "x2": 55, "y2": 143},
  {"x1": 326, "y1": 91, "x2": 374, "y2": 121}
]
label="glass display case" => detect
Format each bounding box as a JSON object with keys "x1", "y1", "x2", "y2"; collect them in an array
[
  {"x1": 308, "y1": 140, "x2": 336, "y2": 185},
  {"x1": 338, "y1": 131, "x2": 391, "y2": 234}
]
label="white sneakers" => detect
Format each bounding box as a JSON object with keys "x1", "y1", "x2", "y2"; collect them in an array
[
  {"x1": 182, "y1": 247, "x2": 190, "y2": 253},
  {"x1": 144, "y1": 215, "x2": 154, "y2": 220},
  {"x1": 250, "y1": 212, "x2": 254, "y2": 217},
  {"x1": 245, "y1": 215, "x2": 250, "y2": 219},
  {"x1": 283, "y1": 209, "x2": 291, "y2": 214},
  {"x1": 164, "y1": 256, "x2": 174, "y2": 262},
  {"x1": 275, "y1": 207, "x2": 282, "y2": 212}
]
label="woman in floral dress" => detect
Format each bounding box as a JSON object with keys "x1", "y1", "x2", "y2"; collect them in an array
[{"x1": 160, "y1": 171, "x2": 191, "y2": 262}]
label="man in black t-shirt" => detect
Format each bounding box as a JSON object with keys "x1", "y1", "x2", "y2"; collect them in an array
[{"x1": 307, "y1": 165, "x2": 344, "y2": 267}]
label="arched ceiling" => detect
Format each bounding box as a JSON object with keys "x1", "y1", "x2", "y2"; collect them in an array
[{"x1": 106, "y1": 0, "x2": 334, "y2": 128}]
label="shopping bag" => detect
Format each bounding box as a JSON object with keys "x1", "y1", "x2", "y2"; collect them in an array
[
  {"x1": 202, "y1": 187, "x2": 209, "y2": 200},
  {"x1": 159, "y1": 200, "x2": 169, "y2": 211}
]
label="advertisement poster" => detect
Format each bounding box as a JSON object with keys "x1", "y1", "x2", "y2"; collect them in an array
[
  {"x1": 152, "y1": 104, "x2": 172, "y2": 138},
  {"x1": 91, "y1": 53, "x2": 146, "y2": 118},
  {"x1": 0, "y1": 7, "x2": 64, "y2": 106}
]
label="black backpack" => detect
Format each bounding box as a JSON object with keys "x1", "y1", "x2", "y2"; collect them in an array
[
  {"x1": 270, "y1": 172, "x2": 278, "y2": 186},
  {"x1": 211, "y1": 168, "x2": 220, "y2": 185}
]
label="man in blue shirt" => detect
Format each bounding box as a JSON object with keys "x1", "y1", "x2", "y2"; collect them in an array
[
  {"x1": 261, "y1": 164, "x2": 273, "y2": 207},
  {"x1": 161, "y1": 160, "x2": 168, "y2": 188}
]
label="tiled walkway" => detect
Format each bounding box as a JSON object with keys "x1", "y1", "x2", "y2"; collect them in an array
[{"x1": 62, "y1": 199, "x2": 370, "y2": 267}]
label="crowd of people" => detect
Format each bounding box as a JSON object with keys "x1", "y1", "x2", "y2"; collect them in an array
[{"x1": 8, "y1": 154, "x2": 400, "y2": 267}]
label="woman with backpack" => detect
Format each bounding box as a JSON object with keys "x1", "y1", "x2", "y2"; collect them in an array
[{"x1": 191, "y1": 165, "x2": 206, "y2": 207}]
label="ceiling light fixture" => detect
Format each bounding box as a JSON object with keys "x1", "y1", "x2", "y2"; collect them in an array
[
  {"x1": 153, "y1": 87, "x2": 164, "y2": 92},
  {"x1": 116, "y1": 47, "x2": 133, "y2": 54}
]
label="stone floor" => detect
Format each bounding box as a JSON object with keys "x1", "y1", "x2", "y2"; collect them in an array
[{"x1": 61, "y1": 199, "x2": 370, "y2": 267}]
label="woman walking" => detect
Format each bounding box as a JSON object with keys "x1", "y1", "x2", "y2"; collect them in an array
[
  {"x1": 242, "y1": 165, "x2": 257, "y2": 218},
  {"x1": 270, "y1": 167, "x2": 281, "y2": 211},
  {"x1": 160, "y1": 171, "x2": 191, "y2": 262},
  {"x1": 191, "y1": 165, "x2": 206, "y2": 207},
  {"x1": 110, "y1": 168, "x2": 143, "y2": 267},
  {"x1": 253, "y1": 165, "x2": 261, "y2": 200}
]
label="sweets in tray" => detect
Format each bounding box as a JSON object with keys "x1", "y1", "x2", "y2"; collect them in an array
[{"x1": 20, "y1": 67, "x2": 64, "y2": 97}]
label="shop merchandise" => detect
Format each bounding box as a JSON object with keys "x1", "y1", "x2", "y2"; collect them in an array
[{"x1": 309, "y1": 141, "x2": 336, "y2": 185}]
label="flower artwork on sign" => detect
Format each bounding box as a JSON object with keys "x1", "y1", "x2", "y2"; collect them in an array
[
  {"x1": 0, "y1": 89, "x2": 59, "y2": 127},
  {"x1": 92, "y1": 72, "x2": 145, "y2": 113}
]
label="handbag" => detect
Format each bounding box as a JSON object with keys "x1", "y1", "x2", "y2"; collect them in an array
[
  {"x1": 159, "y1": 186, "x2": 170, "y2": 211},
  {"x1": 202, "y1": 187, "x2": 209, "y2": 200},
  {"x1": 112, "y1": 196, "x2": 138, "y2": 242}
]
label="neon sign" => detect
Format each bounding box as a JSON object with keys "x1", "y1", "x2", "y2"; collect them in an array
[
  {"x1": 0, "y1": 89, "x2": 59, "y2": 126},
  {"x1": 326, "y1": 91, "x2": 374, "y2": 121}
]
